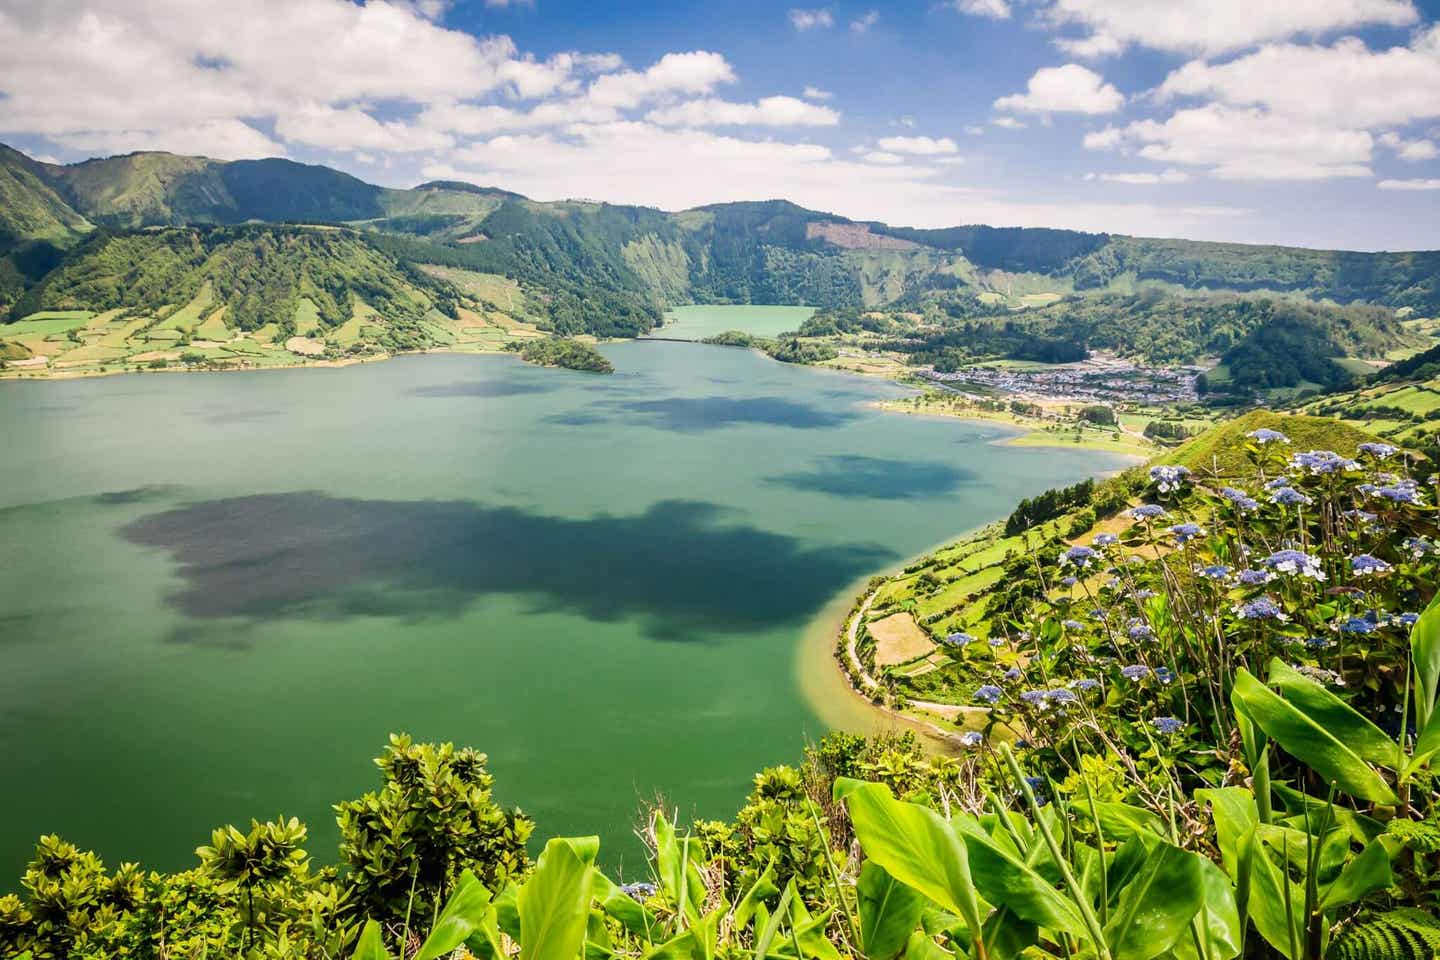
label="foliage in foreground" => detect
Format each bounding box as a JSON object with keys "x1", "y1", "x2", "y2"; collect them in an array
[{"x1": 5, "y1": 427, "x2": 1440, "y2": 960}]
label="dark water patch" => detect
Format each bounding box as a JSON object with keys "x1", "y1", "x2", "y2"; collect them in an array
[
  {"x1": 616, "y1": 396, "x2": 857, "y2": 432},
  {"x1": 409, "y1": 379, "x2": 555, "y2": 398},
  {"x1": 122, "y1": 494, "x2": 893, "y2": 640},
  {"x1": 764, "y1": 455, "x2": 974, "y2": 500},
  {"x1": 95, "y1": 485, "x2": 181, "y2": 506},
  {"x1": 544, "y1": 411, "x2": 612, "y2": 427},
  {"x1": 193, "y1": 407, "x2": 283, "y2": 424}
]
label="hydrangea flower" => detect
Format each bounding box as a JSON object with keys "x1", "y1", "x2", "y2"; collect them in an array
[
  {"x1": 1003, "y1": 666, "x2": 1022, "y2": 679},
  {"x1": 944, "y1": 631, "x2": 976, "y2": 646},
  {"x1": 1290, "y1": 450, "x2": 1359, "y2": 475},
  {"x1": 1337, "y1": 617, "x2": 1375, "y2": 634},
  {"x1": 993, "y1": 637, "x2": 1011, "y2": 649},
  {"x1": 1061, "y1": 545, "x2": 1098, "y2": 568},
  {"x1": 1120, "y1": 664, "x2": 1151, "y2": 680},
  {"x1": 1019, "y1": 689, "x2": 1049, "y2": 705},
  {"x1": 1294, "y1": 665, "x2": 1345, "y2": 687},
  {"x1": 1062, "y1": 619, "x2": 1085, "y2": 630},
  {"x1": 1403, "y1": 537, "x2": 1436, "y2": 558},
  {"x1": 1237, "y1": 568, "x2": 1274, "y2": 585},
  {"x1": 1396, "y1": 612, "x2": 1420, "y2": 627},
  {"x1": 974, "y1": 685, "x2": 1003, "y2": 703},
  {"x1": 1060, "y1": 576, "x2": 1079, "y2": 587},
  {"x1": 1155, "y1": 666, "x2": 1175, "y2": 684},
  {"x1": 1248, "y1": 428, "x2": 1290, "y2": 444},
  {"x1": 1266, "y1": 477, "x2": 1295, "y2": 491},
  {"x1": 1048, "y1": 688, "x2": 1078, "y2": 704},
  {"x1": 1220, "y1": 487, "x2": 1259, "y2": 512},
  {"x1": 1131, "y1": 504, "x2": 1167, "y2": 521},
  {"x1": 1271, "y1": 487, "x2": 1313, "y2": 507},
  {"x1": 1093, "y1": 532, "x2": 1119, "y2": 547},
  {"x1": 1377, "y1": 482, "x2": 1422, "y2": 505},
  {"x1": 1170, "y1": 522, "x2": 1204, "y2": 544},
  {"x1": 1350, "y1": 554, "x2": 1392, "y2": 576},
  {"x1": 1132, "y1": 588, "x2": 1157, "y2": 600},
  {"x1": 1237, "y1": 597, "x2": 1289, "y2": 621},
  {"x1": 1072, "y1": 678, "x2": 1101, "y2": 692},
  {"x1": 621, "y1": 882, "x2": 659, "y2": 900},
  {"x1": 1358, "y1": 442, "x2": 1398, "y2": 459},
  {"x1": 1264, "y1": 549, "x2": 1325, "y2": 580},
  {"x1": 1200, "y1": 564, "x2": 1231, "y2": 580},
  {"x1": 1292, "y1": 636, "x2": 1333, "y2": 650},
  {"x1": 1150, "y1": 465, "x2": 1191, "y2": 493},
  {"x1": 1128, "y1": 623, "x2": 1154, "y2": 640},
  {"x1": 1152, "y1": 717, "x2": 1185, "y2": 735},
  {"x1": 958, "y1": 731, "x2": 984, "y2": 747}
]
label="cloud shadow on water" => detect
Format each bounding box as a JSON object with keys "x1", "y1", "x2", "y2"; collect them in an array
[
  {"x1": 121, "y1": 494, "x2": 894, "y2": 642},
  {"x1": 408, "y1": 379, "x2": 555, "y2": 398},
  {"x1": 616, "y1": 395, "x2": 858, "y2": 432},
  {"x1": 763, "y1": 455, "x2": 975, "y2": 500}
]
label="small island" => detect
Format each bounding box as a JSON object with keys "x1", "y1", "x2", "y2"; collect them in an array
[{"x1": 509, "y1": 337, "x2": 614, "y2": 374}]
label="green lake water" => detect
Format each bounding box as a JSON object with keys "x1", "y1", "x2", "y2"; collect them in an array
[{"x1": 0, "y1": 335, "x2": 1129, "y2": 881}]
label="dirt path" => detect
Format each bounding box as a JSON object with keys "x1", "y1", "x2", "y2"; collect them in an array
[{"x1": 842, "y1": 585, "x2": 988, "y2": 742}]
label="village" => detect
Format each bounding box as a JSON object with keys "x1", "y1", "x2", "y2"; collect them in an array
[{"x1": 922, "y1": 352, "x2": 1204, "y2": 406}]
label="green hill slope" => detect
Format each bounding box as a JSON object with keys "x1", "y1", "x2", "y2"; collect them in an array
[{"x1": 13, "y1": 225, "x2": 456, "y2": 349}]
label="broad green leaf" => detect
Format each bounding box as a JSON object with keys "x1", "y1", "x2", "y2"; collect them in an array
[
  {"x1": 1267, "y1": 660, "x2": 1396, "y2": 766},
  {"x1": 593, "y1": 872, "x2": 656, "y2": 940},
  {"x1": 1318, "y1": 839, "x2": 1393, "y2": 911},
  {"x1": 1170, "y1": 858, "x2": 1242, "y2": 960},
  {"x1": 858, "y1": 861, "x2": 928, "y2": 960},
  {"x1": 902, "y1": 930, "x2": 953, "y2": 960},
  {"x1": 980, "y1": 908, "x2": 1039, "y2": 960},
  {"x1": 495, "y1": 881, "x2": 521, "y2": 942},
  {"x1": 752, "y1": 881, "x2": 795, "y2": 960},
  {"x1": 1412, "y1": 592, "x2": 1440, "y2": 727},
  {"x1": 520, "y1": 836, "x2": 601, "y2": 960},
  {"x1": 786, "y1": 897, "x2": 843, "y2": 960},
  {"x1": 1270, "y1": 785, "x2": 1384, "y2": 843},
  {"x1": 1102, "y1": 835, "x2": 1205, "y2": 960},
  {"x1": 1239, "y1": 826, "x2": 1304, "y2": 960},
  {"x1": 1078, "y1": 800, "x2": 1166, "y2": 841},
  {"x1": 834, "y1": 778, "x2": 985, "y2": 947},
  {"x1": 1406, "y1": 697, "x2": 1440, "y2": 776},
  {"x1": 415, "y1": 870, "x2": 494, "y2": 960},
  {"x1": 351, "y1": 919, "x2": 390, "y2": 960},
  {"x1": 953, "y1": 817, "x2": 1088, "y2": 936},
  {"x1": 732, "y1": 860, "x2": 779, "y2": 932},
  {"x1": 1232, "y1": 669, "x2": 1397, "y2": 804},
  {"x1": 654, "y1": 813, "x2": 706, "y2": 922}
]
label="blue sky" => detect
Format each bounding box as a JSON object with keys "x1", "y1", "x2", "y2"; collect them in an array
[{"x1": 3, "y1": 0, "x2": 1440, "y2": 249}]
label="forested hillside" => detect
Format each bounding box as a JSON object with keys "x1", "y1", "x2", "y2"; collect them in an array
[{"x1": 2, "y1": 142, "x2": 1437, "y2": 363}]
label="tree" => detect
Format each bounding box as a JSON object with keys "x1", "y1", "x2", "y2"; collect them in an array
[{"x1": 335, "y1": 734, "x2": 533, "y2": 922}]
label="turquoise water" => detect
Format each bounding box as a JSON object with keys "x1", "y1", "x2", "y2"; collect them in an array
[
  {"x1": 0, "y1": 336, "x2": 1128, "y2": 880},
  {"x1": 652, "y1": 305, "x2": 815, "y2": 340}
]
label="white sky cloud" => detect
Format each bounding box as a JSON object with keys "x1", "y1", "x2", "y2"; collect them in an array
[
  {"x1": 788, "y1": 8, "x2": 833, "y2": 30},
  {"x1": 950, "y1": 0, "x2": 1011, "y2": 20},
  {"x1": 1158, "y1": 30, "x2": 1440, "y2": 129},
  {"x1": 1042, "y1": 0, "x2": 1419, "y2": 57},
  {"x1": 995, "y1": 64, "x2": 1124, "y2": 114},
  {"x1": 802, "y1": 86, "x2": 832, "y2": 100},
  {"x1": 850, "y1": 10, "x2": 879, "y2": 33},
  {"x1": 645, "y1": 96, "x2": 839, "y2": 127},
  {"x1": 1378, "y1": 177, "x2": 1440, "y2": 189},
  {"x1": 1095, "y1": 169, "x2": 1190, "y2": 184},
  {"x1": 1092, "y1": 104, "x2": 1375, "y2": 180},
  {"x1": 991, "y1": 116, "x2": 1026, "y2": 129},
  {"x1": 585, "y1": 51, "x2": 735, "y2": 109},
  {"x1": 875, "y1": 135, "x2": 959, "y2": 155}
]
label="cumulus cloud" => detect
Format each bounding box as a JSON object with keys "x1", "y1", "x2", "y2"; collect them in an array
[
  {"x1": 276, "y1": 104, "x2": 454, "y2": 152},
  {"x1": 645, "y1": 96, "x2": 839, "y2": 127},
  {"x1": 1042, "y1": 0, "x2": 1419, "y2": 58},
  {"x1": 54, "y1": 119, "x2": 286, "y2": 161},
  {"x1": 950, "y1": 0, "x2": 1011, "y2": 19},
  {"x1": 876, "y1": 135, "x2": 960, "y2": 155},
  {"x1": 995, "y1": 65, "x2": 1124, "y2": 114},
  {"x1": 851, "y1": 10, "x2": 879, "y2": 33},
  {"x1": 788, "y1": 8, "x2": 833, "y2": 30},
  {"x1": 1378, "y1": 178, "x2": 1440, "y2": 189},
  {"x1": 1157, "y1": 31, "x2": 1440, "y2": 129},
  {"x1": 1095, "y1": 169, "x2": 1191, "y2": 184},
  {"x1": 586, "y1": 51, "x2": 736, "y2": 109},
  {"x1": 991, "y1": 116, "x2": 1027, "y2": 129},
  {"x1": 1090, "y1": 104, "x2": 1375, "y2": 180},
  {"x1": 803, "y1": 86, "x2": 832, "y2": 100}
]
